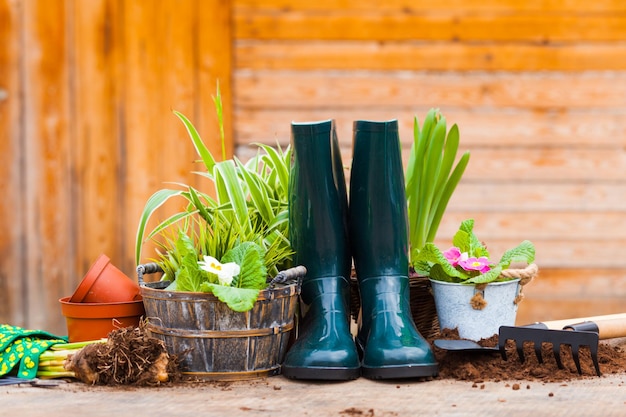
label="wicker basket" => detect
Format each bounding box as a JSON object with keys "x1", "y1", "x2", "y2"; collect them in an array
[
  {"x1": 349, "y1": 271, "x2": 440, "y2": 340},
  {"x1": 349, "y1": 263, "x2": 538, "y2": 341}
]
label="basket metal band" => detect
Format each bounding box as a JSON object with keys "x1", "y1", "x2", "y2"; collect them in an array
[{"x1": 145, "y1": 321, "x2": 294, "y2": 339}]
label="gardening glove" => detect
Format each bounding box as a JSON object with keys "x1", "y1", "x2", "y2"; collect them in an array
[{"x1": 0, "y1": 324, "x2": 67, "y2": 379}]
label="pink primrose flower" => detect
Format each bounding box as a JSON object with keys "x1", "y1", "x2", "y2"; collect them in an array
[
  {"x1": 443, "y1": 247, "x2": 465, "y2": 267},
  {"x1": 458, "y1": 256, "x2": 491, "y2": 273}
]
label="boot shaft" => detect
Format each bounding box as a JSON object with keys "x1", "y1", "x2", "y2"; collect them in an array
[
  {"x1": 289, "y1": 120, "x2": 351, "y2": 284},
  {"x1": 349, "y1": 119, "x2": 409, "y2": 279}
]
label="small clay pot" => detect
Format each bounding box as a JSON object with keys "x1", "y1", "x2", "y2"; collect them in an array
[
  {"x1": 59, "y1": 296, "x2": 145, "y2": 342},
  {"x1": 70, "y1": 254, "x2": 141, "y2": 303}
]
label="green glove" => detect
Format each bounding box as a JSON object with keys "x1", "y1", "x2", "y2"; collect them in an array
[{"x1": 0, "y1": 324, "x2": 68, "y2": 379}]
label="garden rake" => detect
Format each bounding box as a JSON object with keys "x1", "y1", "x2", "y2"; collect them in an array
[{"x1": 499, "y1": 313, "x2": 626, "y2": 376}]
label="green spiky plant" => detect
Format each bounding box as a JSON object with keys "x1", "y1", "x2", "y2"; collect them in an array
[
  {"x1": 134, "y1": 85, "x2": 293, "y2": 311},
  {"x1": 405, "y1": 109, "x2": 471, "y2": 268}
]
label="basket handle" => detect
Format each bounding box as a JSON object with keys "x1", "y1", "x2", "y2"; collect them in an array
[
  {"x1": 136, "y1": 263, "x2": 163, "y2": 286},
  {"x1": 268, "y1": 265, "x2": 307, "y2": 288},
  {"x1": 137, "y1": 262, "x2": 307, "y2": 288}
]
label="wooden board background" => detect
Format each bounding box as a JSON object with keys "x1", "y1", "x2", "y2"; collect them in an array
[{"x1": 1, "y1": 0, "x2": 625, "y2": 334}]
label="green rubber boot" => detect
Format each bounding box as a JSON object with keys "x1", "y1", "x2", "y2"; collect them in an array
[
  {"x1": 349, "y1": 120, "x2": 438, "y2": 380},
  {"x1": 281, "y1": 120, "x2": 360, "y2": 380}
]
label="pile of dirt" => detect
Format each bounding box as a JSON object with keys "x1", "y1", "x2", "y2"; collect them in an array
[{"x1": 432, "y1": 328, "x2": 626, "y2": 382}]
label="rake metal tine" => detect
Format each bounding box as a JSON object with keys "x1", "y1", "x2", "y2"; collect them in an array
[
  {"x1": 499, "y1": 325, "x2": 601, "y2": 375},
  {"x1": 534, "y1": 343, "x2": 544, "y2": 364},
  {"x1": 590, "y1": 344, "x2": 601, "y2": 377},
  {"x1": 498, "y1": 329, "x2": 509, "y2": 361},
  {"x1": 553, "y1": 344, "x2": 564, "y2": 369},
  {"x1": 515, "y1": 339, "x2": 526, "y2": 363},
  {"x1": 571, "y1": 344, "x2": 582, "y2": 374}
]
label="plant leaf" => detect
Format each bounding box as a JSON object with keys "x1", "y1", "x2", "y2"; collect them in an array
[
  {"x1": 214, "y1": 160, "x2": 251, "y2": 232},
  {"x1": 465, "y1": 265, "x2": 503, "y2": 284},
  {"x1": 135, "y1": 188, "x2": 185, "y2": 264},
  {"x1": 172, "y1": 233, "x2": 204, "y2": 292},
  {"x1": 173, "y1": 110, "x2": 216, "y2": 172},
  {"x1": 415, "y1": 243, "x2": 465, "y2": 280},
  {"x1": 498, "y1": 240, "x2": 536, "y2": 269},
  {"x1": 200, "y1": 284, "x2": 260, "y2": 312},
  {"x1": 235, "y1": 157, "x2": 274, "y2": 225},
  {"x1": 222, "y1": 241, "x2": 267, "y2": 290}
]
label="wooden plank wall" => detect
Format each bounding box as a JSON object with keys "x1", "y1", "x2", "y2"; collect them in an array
[
  {"x1": 0, "y1": 0, "x2": 232, "y2": 334},
  {"x1": 2, "y1": 0, "x2": 626, "y2": 335},
  {"x1": 232, "y1": 0, "x2": 626, "y2": 323}
]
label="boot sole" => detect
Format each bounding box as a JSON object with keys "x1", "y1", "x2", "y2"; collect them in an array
[
  {"x1": 281, "y1": 365, "x2": 361, "y2": 381},
  {"x1": 361, "y1": 363, "x2": 439, "y2": 380}
]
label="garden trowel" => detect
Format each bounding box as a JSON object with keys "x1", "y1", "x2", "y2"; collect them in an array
[{"x1": 435, "y1": 312, "x2": 626, "y2": 375}]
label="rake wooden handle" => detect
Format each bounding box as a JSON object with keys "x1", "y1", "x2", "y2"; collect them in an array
[{"x1": 538, "y1": 313, "x2": 626, "y2": 340}]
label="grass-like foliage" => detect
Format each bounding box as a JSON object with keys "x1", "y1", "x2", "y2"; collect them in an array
[
  {"x1": 134, "y1": 85, "x2": 293, "y2": 311},
  {"x1": 405, "y1": 109, "x2": 470, "y2": 267}
]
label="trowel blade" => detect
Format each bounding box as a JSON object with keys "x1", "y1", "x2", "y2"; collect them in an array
[{"x1": 434, "y1": 339, "x2": 499, "y2": 353}]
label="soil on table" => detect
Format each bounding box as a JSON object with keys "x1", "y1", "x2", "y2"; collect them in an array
[
  {"x1": 60, "y1": 326, "x2": 625, "y2": 386},
  {"x1": 432, "y1": 328, "x2": 626, "y2": 382}
]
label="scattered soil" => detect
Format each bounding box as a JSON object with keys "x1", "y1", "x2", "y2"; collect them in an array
[
  {"x1": 60, "y1": 325, "x2": 625, "y2": 387},
  {"x1": 64, "y1": 325, "x2": 182, "y2": 386},
  {"x1": 432, "y1": 328, "x2": 626, "y2": 382}
]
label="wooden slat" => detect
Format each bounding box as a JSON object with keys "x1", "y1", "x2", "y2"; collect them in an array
[
  {"x1": 234, "y1": 13, "x2": 626, "y2": 42},
  {"x1": 128, "y1": 0, "x2": 234, "y2": 268},
  {"x1": 445, "y1": 183, "x2": 626, "y2": 212},
  {"x1": 0, "y1": 0, "x2": 24, "y2": 327},
  {"x1": 71, "y1": 0, "x2": 122, "y2": 290},
  {"x1": 234, "y1": 108, "x2": 626, "y2": 148},
  {"x1": 518, "y1": 298, "x2": 626, "y2": 325},
  {"x1": 196, "y1": 0, "x2": 234, "y2": 162},
  {"x1": 236, "y1": 41, "x2": 626, "y2": 71},
  {"x1": 429, "y1": 234, "x2": 626, "y2": 269},
  {"x1": 22, "y1": 0, "x2": 73, "y2": 331},
  {"x1": 237, "y1": 122, "x2": 626, "y2": 182},
  {"x1": 235, "y1": 71, "x2": 626, "y2": 110},
  {"x1": 235, "y1": 0, "x2": 626, "y2": 14},
  {"x1": 121, "y1": 0, "x2": 203, "y2": 269},
  {"x1": 430, "y1": 211, "x2": 626, "y2": 269},
  {"x1": 429, "y1": 148, "x2": 626, "y2": 182},
  {"x1": 242, "y1": 145, "x2": 626, "y2": 182},
  {"x1": 430, "y1": 212, "x2": 626, "y2": 241},
  {"x1": 517, "y1": 268, "x2": 626, "y2": 324}
]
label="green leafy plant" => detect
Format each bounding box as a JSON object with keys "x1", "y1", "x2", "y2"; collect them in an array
[
  {"x1": 414, "y1": 219, "x2": 535, "y2": 284},
  {"x1": 405, "y1": 109, "x2": 470, "y2": 267},
  {"x1": 160, "y1": 230, "x2": 268, "y2": 312},
  {"x1": 134, "y1": 85, "x2": 293, "y2": 311}
]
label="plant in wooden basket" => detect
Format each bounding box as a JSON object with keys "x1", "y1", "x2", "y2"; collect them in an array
[{"x1": 135, "y1": 86, "x2": 294, "y2": 312}]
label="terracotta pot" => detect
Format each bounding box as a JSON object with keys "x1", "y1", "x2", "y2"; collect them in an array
[
  {"x1": 59, "y1": 296, "x2": 145, "y2": 342},
  {"x1": 70, "y1": 254, "x2": 141, "y2": 303}
]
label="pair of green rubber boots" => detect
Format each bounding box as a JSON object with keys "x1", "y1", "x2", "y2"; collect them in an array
[{"x1": 283, "y1": 119, "x2": 438, "y2": 380}]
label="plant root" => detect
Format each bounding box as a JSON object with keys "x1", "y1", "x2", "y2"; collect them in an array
[{"x1": 64, "y1": 323, "x2": 181, "y2": 386}]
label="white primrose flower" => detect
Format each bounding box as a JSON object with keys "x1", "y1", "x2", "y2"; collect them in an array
[{"x1": 198, "y1": 256, "x2": 241, "y2": 286}]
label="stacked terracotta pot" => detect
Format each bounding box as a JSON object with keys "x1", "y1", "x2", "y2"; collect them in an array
[{"x1": 59, "y1": 254, "x2": 145, "y2": 342}]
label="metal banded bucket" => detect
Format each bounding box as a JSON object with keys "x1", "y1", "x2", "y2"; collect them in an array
[{"x1": 138, "y1": 265, "x2": 303, "y2": 381}]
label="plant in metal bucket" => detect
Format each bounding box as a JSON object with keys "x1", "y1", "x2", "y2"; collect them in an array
[
  {"x1": 405, "y1": 109, "x2": 470, "y2": 267},
  {"x1": 135, "y1": 85, "x2": 293, "y2": 312},
  {"x1": 414, "y1": 218, "x2": 536, "y2": 284}
]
